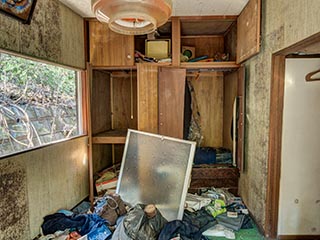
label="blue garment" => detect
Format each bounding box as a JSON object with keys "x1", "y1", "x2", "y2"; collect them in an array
[
  {"x1": 194, "y1": 147, "x2": 216, "y2": 165},
  {"x1": 41, "y1": 212, "x2": 111, "y2": 239}
]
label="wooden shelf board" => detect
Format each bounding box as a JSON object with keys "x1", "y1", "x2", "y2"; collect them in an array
[
  {"x1": 92, "y1": 129, "x2": 128, "y2": 144},
  {"x1": 90, "y1": 62, "x2": 239, "y2": 70},
  {"x1": 181, "y1": 61, "x2": 240, "y2": 69},
  {"x1": 91, "y1": 66, "x2": 137, "y2": 70}
]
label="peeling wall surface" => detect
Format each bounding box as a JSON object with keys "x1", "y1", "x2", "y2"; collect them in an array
[
  {"x1": 0, "y1": 0, "x2": 87, "y2": 239},
  {"x1": 0, "y1": 137, "x2": 88, "y2": 239},
  {"x1": 0, "y1": 0, "x2": 85, "y2": 69},
  {"x1": 239, "y1": 0, "x2": 320, "y2": 231}
]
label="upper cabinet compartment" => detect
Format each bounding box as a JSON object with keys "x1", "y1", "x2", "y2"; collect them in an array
[
  {"x1": 237, "y1": 0, "x2": 261, "y2": 63},
  {"x1": 178, "y1": 16, "x2": 238, "y2": 68},
  {"x1": 88, "y1": 20, "x2": 135, "y2": 67},
  {"x1": 86, "y1": 0, "x2": 261, "y2": 67}
]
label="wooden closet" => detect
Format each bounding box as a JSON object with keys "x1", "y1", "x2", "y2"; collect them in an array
[{"x1": 85, "y1": 0, "x2": 261, "y2": 201}]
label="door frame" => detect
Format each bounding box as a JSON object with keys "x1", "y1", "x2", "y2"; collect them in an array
[{"x1": 265, "y1": 32, "x2": 320, "y2": 239}]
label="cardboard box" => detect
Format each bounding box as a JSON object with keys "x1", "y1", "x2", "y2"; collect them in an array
[{"x1": 95, "y1": 177, "x2": 118, "y2": 194}]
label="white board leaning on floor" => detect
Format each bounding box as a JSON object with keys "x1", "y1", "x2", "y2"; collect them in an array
[{"x1": 116, "y1": 129, "x2": 196, "y2": 222}]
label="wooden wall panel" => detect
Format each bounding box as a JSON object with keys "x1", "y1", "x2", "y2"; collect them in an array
[
  {"x1": 89, "y1": 20, "x2": 134, "y2": 67},
  {"x1": 224, "y1": 22, "x2": 237, "y2": 61},
  {"x1": 91, "y1": 70, "x2": 111, "y2": 135},
  {"x1": 223, "y1": 71, "x2": 238, "y2": 151},
  {"x1": 181, "y1": 36, "x2": 224, "y2": 59},
  {"x1": 92, "y1": 144, "x2": 112, "y2": 173},
  {"x1": 25, "y1": 137, "x2": 88, "y2": 238},
  {"x1": 236, "y1": 0, "x2": 261, "y2": 63},
  {"x1": 137, "y1": 64, "x2": 159, "y2": 134},
  {"x1": 112, "y1": 72, "x2": 138, "y2": 130},
  {"x1": 188, "y1": 72, "x2": 224, "y2": 147},
  {"x1": 158, "y1": 67, "x2": 186, "y2": 139}
]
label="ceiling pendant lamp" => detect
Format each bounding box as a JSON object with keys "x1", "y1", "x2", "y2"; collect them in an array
[{"x1": 91, "y1": 0, "x2": 172, "y2": 35}]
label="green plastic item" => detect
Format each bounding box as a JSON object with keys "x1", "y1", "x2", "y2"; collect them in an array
[{"x1": 205, "y1": 199, "x2": 226, "y2": 218}]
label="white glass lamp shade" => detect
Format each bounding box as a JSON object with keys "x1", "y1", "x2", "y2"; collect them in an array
[{"x1": 92, "y1": 0, "x2": 172, "y2": 35}]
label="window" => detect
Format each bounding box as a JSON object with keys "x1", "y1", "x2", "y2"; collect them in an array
[{"x1": 0, "y1": 52, "x2": 83, "y2": 157}]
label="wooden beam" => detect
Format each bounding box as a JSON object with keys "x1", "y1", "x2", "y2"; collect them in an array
[
  {"x1": 86, "y1": 63, "x2": 94, "y2": 206},
  {"x1": 92, "y1": 136, "x2": 126, "y2": 144},
  {"x1": 171, "y1": 17, "x2": 181, "y2": 67}
]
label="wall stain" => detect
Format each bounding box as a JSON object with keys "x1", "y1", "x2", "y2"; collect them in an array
[
  {"x1": 266, "y1": 25, "x2": 284, "y2": 51},
  {"x1": 43, "y1": 0, "x2": 62, "y2": 61},
  {"x1": 0, "y1": 161, "x2": 29, "y2": 240}
]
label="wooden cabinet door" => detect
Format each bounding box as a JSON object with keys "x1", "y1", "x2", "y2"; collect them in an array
[
  {"x1": 89, "y1": 20, "x2": 134, "y2": 67},
  {"x1": 237, "y1": 0, "x2": 261, "y2": 63},
  {"x1": 158, "y1": 67, "x2": 186, "y2": 139},
  {"x1": 137, "y1": 64, "x2": 159, "y2": 134}
]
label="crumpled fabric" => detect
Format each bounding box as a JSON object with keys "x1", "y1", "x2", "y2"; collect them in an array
[
  {"x1": 41, "y1": 212, "x2": 110, "y2": 238},
  {"x1": 158, "y1": 220, "x2": 203, "y2": 240},
  {"x1": 183, "y1": 208, "x2": 216, "y2": 231},
  {"x1": 158, "y1": 209, "x2": 216, "y2": 240}
]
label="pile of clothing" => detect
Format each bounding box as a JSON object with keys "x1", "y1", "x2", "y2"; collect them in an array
[
  {"x1": 183, "y1": 188, "x2": 253, "y2": 239},
  {"x1": 35, "y1": 188, "x2": 253, "y2": 240},
  {"x1": 36, "y1": 210, "x2": 111, "y2": 240}
]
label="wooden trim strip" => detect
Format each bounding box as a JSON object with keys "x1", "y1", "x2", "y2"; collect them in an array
[
  {"x1": 265, "y1": 55, "x2": 286, "y2": 239},
  {"x1": 181, "y1": 61, "x2": 240, "y2": 69},
  {"x1": 278, "y1": 235, "x2": 320, "y2": 240},
  {"x1": 81, "y1": 71, "x2": 88, "y2": 135},
  {"x1": 181, "y1": 35, "x2": 224, "y2": 39},
  {"x1": 85, "y1": 63, "x2": 94, "y2": 206},
  {"x1": 274, "y1": 32, "x2": 320, "y2": 56},
  {"x1": 92, "y1": 136, "x2": 126, "y2": 144},
  {"x1": 91, "y1": 65, "x2": 138, "y2": 70},
  {"x1": 177, "y1": 15, "x2": 238, "y2": 21}
]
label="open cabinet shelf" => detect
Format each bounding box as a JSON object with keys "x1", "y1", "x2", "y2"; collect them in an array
[
  {"x1": 181, "y1": 61, "x2": 240, "y2": 69},
  {"x1": 92, "y1": 129, "x2": 127, "y2": 144}
]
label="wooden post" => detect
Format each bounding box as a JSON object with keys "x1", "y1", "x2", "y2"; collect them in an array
[{"x1": 171, "y1": 17, "x2": 181, "y2": 67}]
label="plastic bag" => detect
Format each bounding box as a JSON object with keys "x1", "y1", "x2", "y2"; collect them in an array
[{"x1": 112, "y1": 204, "x2": 167, "y2": 240}]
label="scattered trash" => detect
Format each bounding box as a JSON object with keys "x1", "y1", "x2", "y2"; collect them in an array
[{"x1": 36, "y1": 129, "x2": 255, "y2": 240}]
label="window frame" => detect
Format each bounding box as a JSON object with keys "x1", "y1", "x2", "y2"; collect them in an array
[{"x1": 0, "y1": 49, "x2": 87, "y2": 159}]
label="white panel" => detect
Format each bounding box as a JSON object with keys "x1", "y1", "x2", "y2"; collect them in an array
[
  {"x1": 117, "y1": 129, "x2": 196, "y2": 221},
  {"x1": 278, "y1": 58, "x2": 320, "y2": 235},
  {"x1": 173, "y1": 0, "x2": 249, "y2": 16}
]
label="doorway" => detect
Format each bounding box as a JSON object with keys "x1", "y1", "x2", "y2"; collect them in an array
[{"x1": 266, "y1": 32, "x2": 320, "y2": 239}]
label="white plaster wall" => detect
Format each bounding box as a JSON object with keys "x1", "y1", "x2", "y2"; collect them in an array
[{"x1": 278, "y1": 58, "x2": 320, "y2": 235}]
